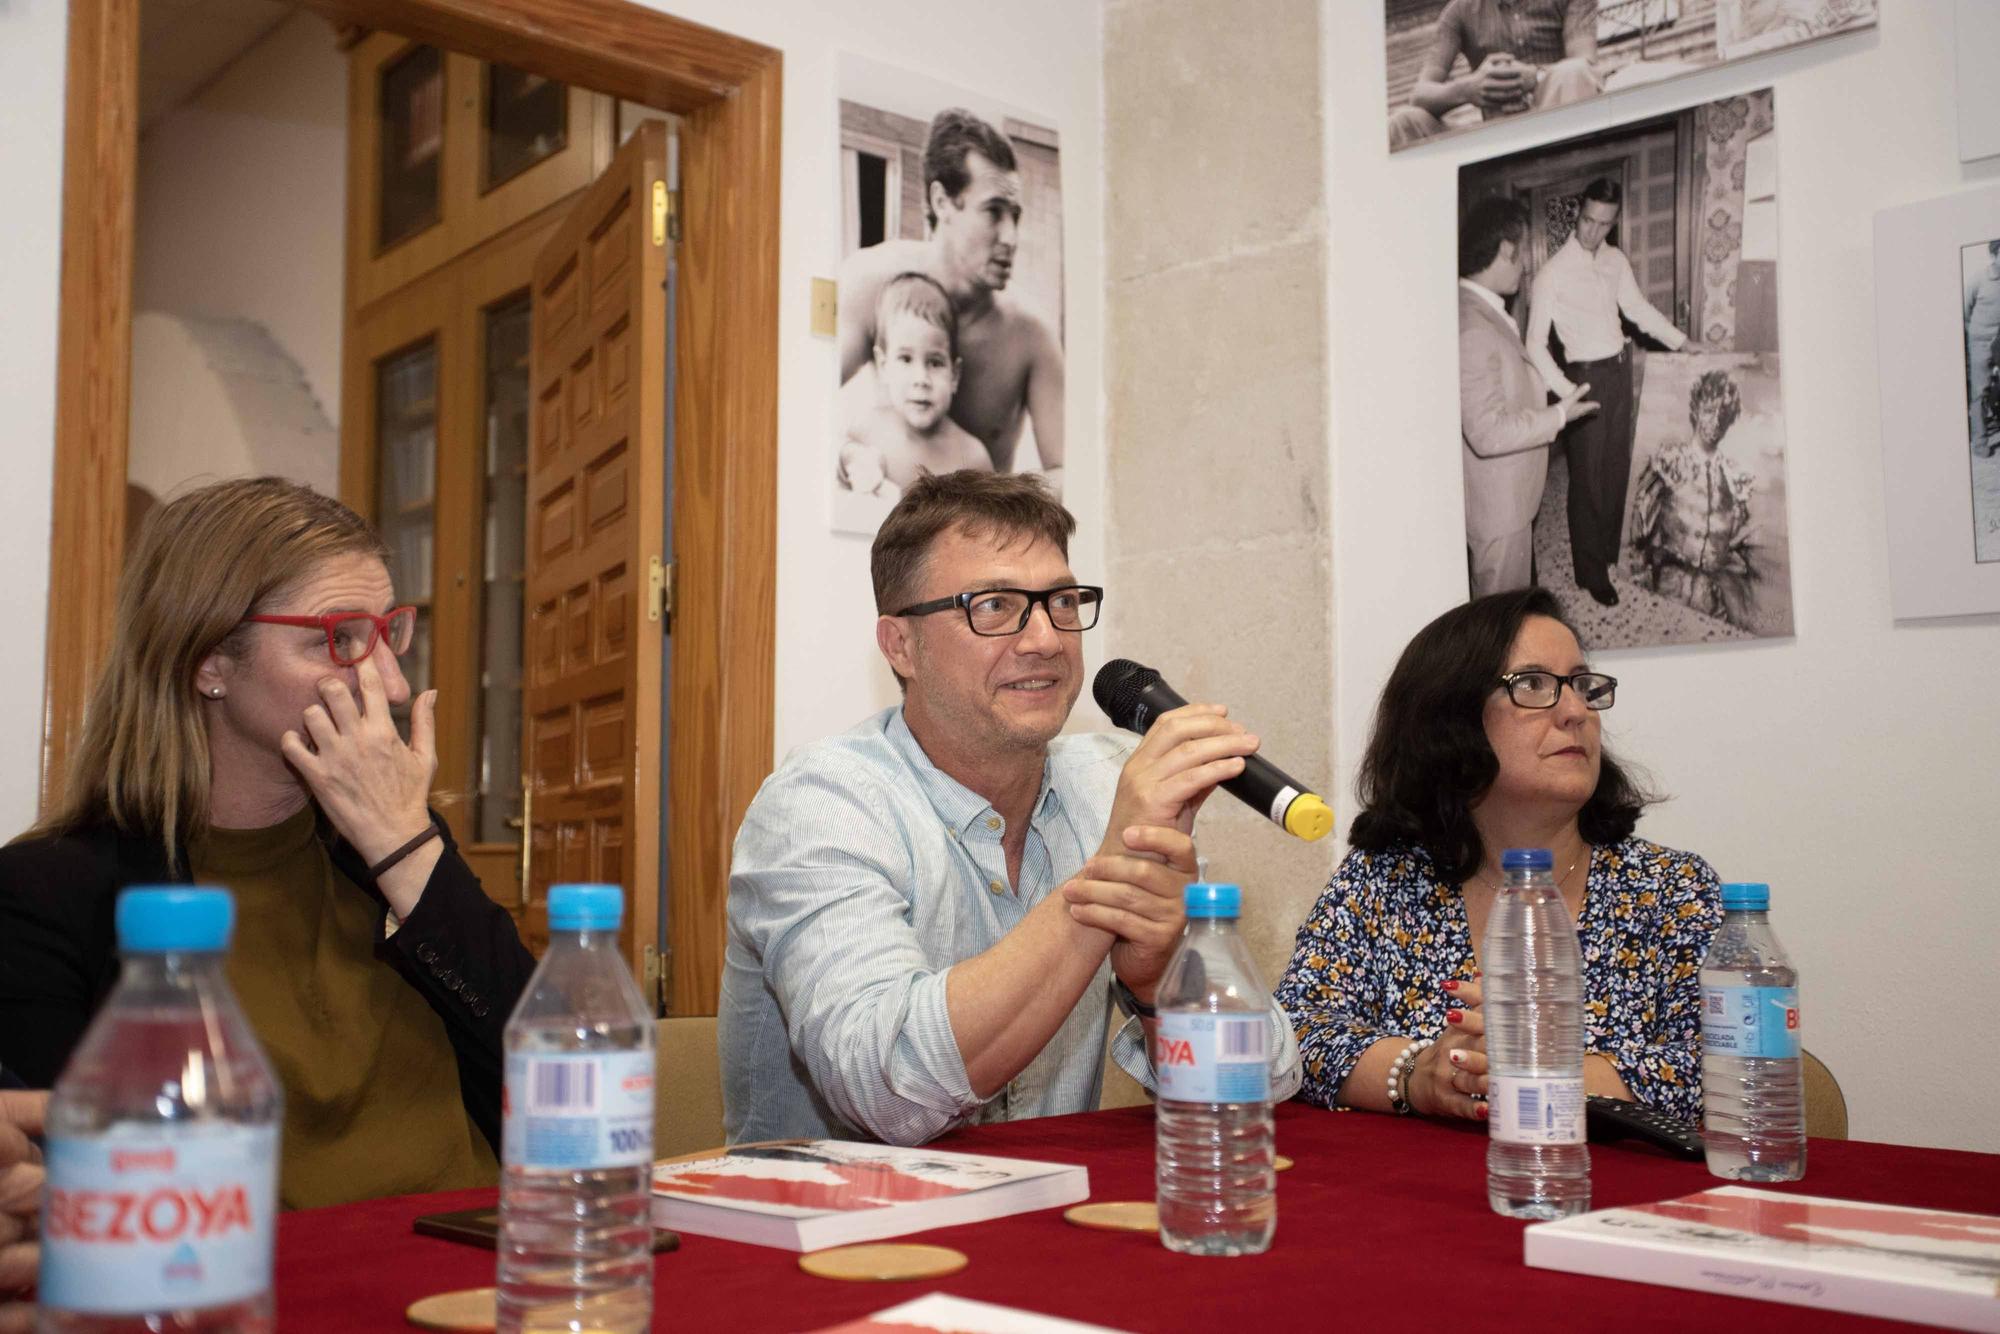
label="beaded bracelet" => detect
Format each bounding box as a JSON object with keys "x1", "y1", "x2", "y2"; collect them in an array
[{"x1": 1386, "y1": 1037, "x2": 1435, "y2": 1116}]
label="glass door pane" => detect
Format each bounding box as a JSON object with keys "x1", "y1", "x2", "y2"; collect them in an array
[
  {"x1": 376, "y1": 340, "x2": 437, "y2": 701},
  {"x1": 484, "y1": 64, "x2": 568, "y2": 192},
  {"x1": 378, "y1": 45, "x2": 444, "y2": 251},
  {"x1": 475, "y1": 295, "x2": 531, "y2": 842}
]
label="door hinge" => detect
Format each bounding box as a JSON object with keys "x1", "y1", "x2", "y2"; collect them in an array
[
  {"x1": 647, "y1": 556, "x2": 674, "y2": 625},
  {"x1": 642, "y1": 944, "x2": 664, "y2": 1014},
  {"x1": 652, "y1": 180, "x2": 680, "y2": 247}
]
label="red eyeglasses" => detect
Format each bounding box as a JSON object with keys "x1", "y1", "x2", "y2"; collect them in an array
[{"x1": 242, "y1": 607, "x2": 418, "y2": 666}]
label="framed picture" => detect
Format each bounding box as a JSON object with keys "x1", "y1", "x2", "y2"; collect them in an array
[
  {"x1": 1875, "y1": 183, "x2": 2000, "y2": 620},
  {"x1": 1384, "y1": 0, "x2": 1873, "y2": 154},
  {"x1": 1455, "y1": 89, "x2": 1795, "y2": 649},
  {"x1": 830, "y1": 55, "x2": 1066, "y2": 535}
]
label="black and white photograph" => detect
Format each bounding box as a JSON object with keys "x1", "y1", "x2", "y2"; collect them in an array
[
  {"x1": 1875, "y1": 183, "x2": 2000, "y2": 620},
  {"x1": 1966, "y1": 237, "x2": 2000, "y2": 562},
  {"x1": 1456, "y1": 87, "x2": 1795, "y2": 649},
  {"x1": 1384, "y1": 0, "x2": 1875, "y2": 154},
  {"x1": 831, "y1": 55, "x2": 1066, "y2": 535}
]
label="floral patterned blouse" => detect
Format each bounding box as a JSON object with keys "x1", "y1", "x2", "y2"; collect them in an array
[{"x1": 1275, "y1": 836, "x2": 1723, "y2": 1124}]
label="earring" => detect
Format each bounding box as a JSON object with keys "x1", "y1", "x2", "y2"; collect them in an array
[{"x1": 208, "y1": 687, "x2": 223, "y2": 698}]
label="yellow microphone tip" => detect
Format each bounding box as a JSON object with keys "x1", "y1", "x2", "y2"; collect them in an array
[{"x1": 1284, "y1": 793, "x2": 1333, "y2": 842}]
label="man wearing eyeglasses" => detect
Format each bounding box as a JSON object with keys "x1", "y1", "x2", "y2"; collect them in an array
[{"x1": 719, "y1": 473, "x2": 1301, "y2": 1145}]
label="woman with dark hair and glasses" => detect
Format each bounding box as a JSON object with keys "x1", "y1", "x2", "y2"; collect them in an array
[
  {"x1": 1274, "y1": 588, "x2": 1721, "y2": 1125},
  {"x1": 0, "y1": 477, "x2": 533, "y2": 1209}
]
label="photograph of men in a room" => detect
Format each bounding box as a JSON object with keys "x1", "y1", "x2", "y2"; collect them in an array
[
  {"x1": 1384, "y1": 0, "x2": 1875, "y2": 153},
  {"x1": 1966, "y1": 236, "x2": 2000, "y2": 563},
  {"x1": 1456, "y1": 88, "x2": 1795, "y2": 649},
  {"x1": 831, "y1": 58, "x2": 1066, "y2": 535}
]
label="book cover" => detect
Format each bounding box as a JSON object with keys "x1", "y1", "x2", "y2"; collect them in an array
[
  {"x1": 807, "y1": 1293, "x2": 1130, "y2": 1333},
  {"x1": 1524, "y1": 1185, "x2": 2000, "y2": 1331},
  {"x1": 650, "y1": 1140, "x2": 1089, "y2": 1252}
]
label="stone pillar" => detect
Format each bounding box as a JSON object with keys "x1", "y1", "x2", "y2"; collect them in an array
[{"x1": 1103, "y1": 0, "x2": 1333, "y2": 984}]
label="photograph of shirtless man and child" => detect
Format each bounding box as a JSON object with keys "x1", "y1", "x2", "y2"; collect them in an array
[{"x1": 832, "y1": 56, "x2": 1066, "y2": 535}]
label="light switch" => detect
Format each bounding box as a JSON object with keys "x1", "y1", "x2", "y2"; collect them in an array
[{"x1": 811, "y1": 278, "x2": 837, "y2": 338}]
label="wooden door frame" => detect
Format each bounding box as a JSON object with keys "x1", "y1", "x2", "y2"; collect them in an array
[{"x1": 45, "y1": 0, "x2": 779, "y2": 1015}]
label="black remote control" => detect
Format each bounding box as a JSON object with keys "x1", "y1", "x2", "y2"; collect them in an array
[{"x1": 1585, "y1": 1094, "x2": 1705, "y2": 1161}]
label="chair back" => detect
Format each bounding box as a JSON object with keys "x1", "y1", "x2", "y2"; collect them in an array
[
  {"x1": 1097, "y1": 1015, "x2": 1153, "y2": 1110},
  {"x1": 654, "y1": 1015, "x2": 727, "y2": 1160},
  {"x1": 1801, "y1": 1047, "x2": 1848, "y2": 1140}
]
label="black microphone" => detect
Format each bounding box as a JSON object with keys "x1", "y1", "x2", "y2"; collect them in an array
[{"x1": 1092, "y1": 659, "x2": 1332, "y2": 842}]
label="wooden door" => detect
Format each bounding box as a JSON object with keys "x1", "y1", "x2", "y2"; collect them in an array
[{"x1": 522, "y1": 121, "x2": 669, "y2": 992}]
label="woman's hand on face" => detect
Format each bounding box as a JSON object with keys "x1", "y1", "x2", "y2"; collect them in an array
[
  {"x1": 0, "y1": 1090, "x2": 46, "y2": 1330},
  {"x1": 280, "y1": 656, "x2": 437, "y2": 864},
  {"x1": 1413, "y1": 978, "x2": 1489, "y2": 1120}
]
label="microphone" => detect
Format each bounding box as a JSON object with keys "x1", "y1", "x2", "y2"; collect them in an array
[{"x1": 1092, "y1": 659, "x2": 1333, "y2": 842}]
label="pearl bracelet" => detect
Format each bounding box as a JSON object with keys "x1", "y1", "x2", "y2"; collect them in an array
[{"x1": 1386, "y1": 1037, "x2": 1434, "y2": 1116}]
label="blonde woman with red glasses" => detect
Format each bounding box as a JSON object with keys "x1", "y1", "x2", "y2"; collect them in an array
[{"x1": 0, "y1": 477, "x2": 531, "y2": 1211}]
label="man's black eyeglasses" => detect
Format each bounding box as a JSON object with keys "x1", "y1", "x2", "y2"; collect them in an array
[
  {"x1": 894, "y1": 585, "x2": 1104, "y2": 637},
  {"x1": 1496, "y1": 670, "x2": 1618, "y2": 710}
]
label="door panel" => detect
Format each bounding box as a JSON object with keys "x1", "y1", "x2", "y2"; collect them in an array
[{"x1": 525, "y1": 120, "x2": 670, "y2": 997}]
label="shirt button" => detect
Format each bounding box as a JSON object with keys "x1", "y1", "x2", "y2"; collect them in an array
[
  {"x1": 985, "y1": 817, "x2": 1001, "y2": 831},
  {"x1": 988, "y1": 880, "x2": 1005, "y2": 895}
]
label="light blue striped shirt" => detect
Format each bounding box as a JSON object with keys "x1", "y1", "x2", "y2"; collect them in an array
[{"x1": 718, "y1": 706, "x2": 1300, "y2": 1145}]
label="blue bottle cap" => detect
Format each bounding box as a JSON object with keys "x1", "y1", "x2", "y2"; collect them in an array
[
  {"x1": 547, "y1": 883, "x2": 624, "y2": 931},
  {"x1": 1720, "y1": 882, "x2": 1771, "y2": 911},
  {"x1": 1183, "y1": 882, "x2": 1242, "y2": 919},
  {"x1": 116, "y1": 886, "x2": 234, "y2": 953},
  {"x1": 1500, "y1": 847, "x2": 1554, "y2": 871}
]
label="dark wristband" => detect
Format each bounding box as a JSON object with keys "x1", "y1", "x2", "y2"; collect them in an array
[
  {"x1": 1112, "y1": 976, "x2": 1157, "y2": 1020},
  {"x1": 368, "y1": 823, "x2": 441, "y2": 879}
]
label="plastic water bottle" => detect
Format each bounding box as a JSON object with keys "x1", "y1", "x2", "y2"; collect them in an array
[
  {"x1": 38, "y1": 887, "x2": 281, "y2": 1334},
  {"x1": 1701, "y1": 882, "x2": 1805, "y2": 1181},
  {"x1": 497, "y1": 884, "x2": 657, "y2": 1334},
  {"x1": 1153, "y1": 882, "x2": 1275, "y2": 1256},
  {"x1": 1483, "y1": 847, "x2": 1590, "y2": 1220}
]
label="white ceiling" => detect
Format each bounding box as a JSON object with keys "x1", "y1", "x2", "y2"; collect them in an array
[{"x1": 140, "y1": 0, "x2": 296, "y2": 134}]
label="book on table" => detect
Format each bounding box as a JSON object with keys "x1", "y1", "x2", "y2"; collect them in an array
[
  {"x1": 649, "y1": 1139, "x2": 1089, "y2": 1252},
  {"x1": 1523, "y1": 1185, "x2": 2000, "y2": 1332},
  {"x1": 807, "y1": 1293, "x2": 1131, "y2": 1333}
]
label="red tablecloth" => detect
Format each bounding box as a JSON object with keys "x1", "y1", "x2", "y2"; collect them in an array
[{"x1": 276, "y1": 1103, "x2": 1999, "y2": 1332}]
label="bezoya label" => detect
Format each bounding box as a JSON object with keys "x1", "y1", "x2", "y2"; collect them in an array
[
  {"x1": 504, "y1": 1049, "x2": 655, "y2": 1170},
  {"x1": 1488, "y1": 1075, "x2": 1586, "y2": 1146},
  {"x1": 40, "y1": 1122, "x2": 278, "y2": 1314},
  {"x1": 1702, "y1": 984, "x2": 1801, "y2": 1059},
  {"x1": 1153, "y1": 1012, "x2": 1270, "y2": 1104}
]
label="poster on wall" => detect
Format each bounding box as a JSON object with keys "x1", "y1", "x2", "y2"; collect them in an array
[
  {"x1": 1455, "y1": 88, "x2": 1796, "y2": 650},
  {"x1": 1384, "y1": 0, "x2": 1874, "y2": 154},
  {"x1": 830, "y1": 55, "x2": 1066, "y2": 536},
  {"x1": 1875, "y1": 183, "x2": 2000, "y2": 620}
]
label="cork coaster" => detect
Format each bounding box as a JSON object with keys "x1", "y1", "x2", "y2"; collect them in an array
[
  {"x1": 1274, "y1": 1154, "x2": 1294, "y2": 1173},
  {"x1": 404, "y1": 1287, "x2": 495, "y2": 1332},
  {"x1": 799, "y1": 1243, "x2": 969, "y2": 1282},
  {"x1": 1063, "y1": 1201, "x2": 1159, "y2": 1233}
]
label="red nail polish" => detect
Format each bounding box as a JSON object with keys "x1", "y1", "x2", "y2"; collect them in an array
[
  {"x1": 1475, "y1": 1103, "x2": 1490, "y2": 1120},
  {"x1": 1443, "y1": 979, "x2": 1460, "y2": 992},
  {"x1": 1446, "y1": 1010, "x2": 1463, "y2": 1025}
]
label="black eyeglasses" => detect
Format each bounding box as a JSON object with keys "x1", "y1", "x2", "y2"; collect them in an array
[
  {"x1": 893, "y1": 585, "x2": 1104, "y2": 637},
  {"x1": 1496, "y1": 670, "x2": 1617, "y2": 710}
]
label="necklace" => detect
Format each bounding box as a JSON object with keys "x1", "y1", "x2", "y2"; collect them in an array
[{"x1": 1473, "y1": 849, "x2": 1586, "y2": 895}]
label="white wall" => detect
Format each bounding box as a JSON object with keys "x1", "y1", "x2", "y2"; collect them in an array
[
  {"x1": 1323, "y1": 8, "x2": 2000, "y2": 1151},
  {"x1": 0, "y1": 2, "x2": 67, "y2": 836},
  {"x1": 627, "y1": 0, "x2": 1106, "y2": 762},
  {"x1": 128, "y1": 312, "x2": 338, "y2": 500},
  {"x1": 134, "y1": 11, "x2": 346, "y2": 431}
]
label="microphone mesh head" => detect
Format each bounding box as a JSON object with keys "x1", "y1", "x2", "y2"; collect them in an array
[{"x1": 1092, "y1": 658, "x2": 1159, "y2": 731}]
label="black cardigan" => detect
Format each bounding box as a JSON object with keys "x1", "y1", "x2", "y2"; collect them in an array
[{"x1": 0, "y1": 812, "x2": 535, "y2": 1152}]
